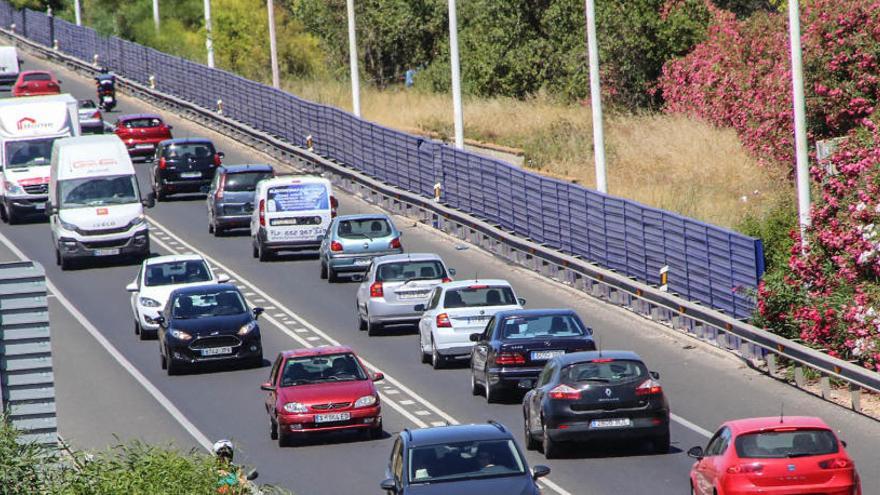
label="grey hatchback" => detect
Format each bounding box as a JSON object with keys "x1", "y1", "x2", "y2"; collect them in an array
[
  {"x1": 319, "y1": 214, "x2": 403, "y2": 282},
  {"x1": 206, "y1": 164, "x2": 275, "y2": 236}
]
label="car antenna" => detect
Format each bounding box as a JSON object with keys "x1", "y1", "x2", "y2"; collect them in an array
[
  {"x1": 779, "y1": 402, "x2": 784, "y2": 424},
  {"x1": 596, "y1": 335, "x2": 602, "y2": 357},
  {"x1": 474, "y1": 269, "x2": 479, "y2": 284}
]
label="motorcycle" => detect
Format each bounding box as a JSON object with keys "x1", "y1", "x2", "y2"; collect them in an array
[{"x1": 96, "y1": 78, "x2": 116, "y2": 112}]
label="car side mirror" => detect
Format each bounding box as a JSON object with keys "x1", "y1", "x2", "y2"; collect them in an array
[
  {"x1": 57, "y1": 80, "x2": 62, "y2": 84},
  {"x1": 143, "y1": 192, "x2": 156, "y2": 208},
  {"x1": 650, "y1": 371, "x2": 660, "y2": 380},
  {"x1": 372, "y1": 372, "x2": 385, "y2": 382},
  {"x1": 245, "y1": 469, "x2": 259, "y2": 481},
  {"x1": 380, "y1": 479, "x2": 398, "y2": 492},
  {"x1": 687, "y1": 446, "x2": 704, "y2": 459},
  {"x1": 841, "y1": 440, "x2": 847, "y2": 448},
  {"x1": 260, "y1": 382, "x2": 275, "y2": 392},
  {"x1": 216, "y1": 274, "x2": 230, "y2": 283},
  {"x1": 413, "y1": 304, "x2": 426, "y2": 312},
  {"x1": 518, "y1": 297, "x2": 527, "y2": 306},
  {"x1": 448, "y1": 268, "x2": 456, "y2": 277},
  {"x1": 125, "y1": 282, "x2": 138, "y2": 292},
  {"x1": 532, "y1": 465, "x2": 551, "y2": 480},
  {"x1": 167, "y1": 125, "x2": 174, "y2": 130},
  {"x1": 253, "y1": 307, "x2": 265, "y2": 318},
  {"x1": 44, "y1": 203, "x2": 54, "y2": 215},
  {"x1": 154, "y1": 315, "x2": 166, "y2": 327},
  {"x1": 217, "y1": 151, "x2": 226, "y2": 159},
  {"x1": 469, "y1": 333, "x2": 481, "y2": 342}
]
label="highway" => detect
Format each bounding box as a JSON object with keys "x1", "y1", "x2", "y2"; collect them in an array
[{"x1": 3, "y1": 50, "x2": 878, "y2": 494}]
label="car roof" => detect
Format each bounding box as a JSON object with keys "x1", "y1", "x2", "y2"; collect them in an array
[
  {"x1": 405, "y1": 423, "x2": 513, "y2": 448},
  {"x1": 169, "y1": 283, "x2": 237, "y2": 296},
  {"x1": 21, "y1": 70, "x2": 51, "y2": 75},
  {"x1": 494, "y1": 308, "x2": 575, "y2": 319},
  {"x1": 220, "y1": 164, "x2": 274, "y2": 173},
  {"x1": 724, "y1": 416, "x2": 832, "y2": 434},
  {"x1": 144, "y1": 254, "x2": 206, "y2": 266},
  {"x1": 336, "y1": 213, "x2": 391, "y2": 221},
  {"x1": 552, "y1": 350, "x2": 642, "y2": 367},
  {"x1": 440, "y1": 279, "x2": 511, "y2": 290},
  {"x1": 280, "y1": 345, "x2": 356, "y2": 359},
  {"x1": 159, "y1": 138, "x2": 213, "y2": 146},
  {"x1": 119, "y1": 113, "x2": 162, "y2": 121},
  {"x1": 373, "y1": 253, "x2": 443, "y2": 264}
]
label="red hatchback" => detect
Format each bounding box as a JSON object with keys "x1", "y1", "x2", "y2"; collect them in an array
[
  {"x1": 114, "y1": 113, "x2": 173, "y2": 159},
  {"x1": 12, "y1": 70, "x2": 61, "y2": 97},
  {"x1": 688, "y1": 416, "x2": 860, "y2": 495},
  {"x1": 261, "y1": 346, "x2": 384, "y2": 446}
]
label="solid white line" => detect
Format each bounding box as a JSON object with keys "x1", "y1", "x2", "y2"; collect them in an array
[
  {"x1": 672, "y1": 413, "x2": 712, "y2": 438},
  {"x1": 0, "y1": 230, "x2": 214, "y2": 452}
]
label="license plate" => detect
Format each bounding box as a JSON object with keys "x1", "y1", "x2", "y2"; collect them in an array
[
  {"x1": 34, "y1": 203, "x2": 45, "y2": 211},
  {"x1": 353, "y1": 258, "x2": 372, "y2": 266},
  {"x1": 398, "y1": 291, "x2": 427, "y2": 300},
  {"x1": 517, "y1": 379, "x2": 534, "y2": 389},
  {"x1": 531, "y1": 350, "x2": 565, "y2": 361},
  {"x1": 93, "y1": 248, "x2": 120, "y2": 256},
  {"x1": 201, "y1": 346, "x2": 232, "y2": 356},
  {"x1": 315, "y1": 412, "x2": 351, "y2": 423},
  {"x1": 135, "y1": 144, "x2": 153, "y2": 149},
  {"x1": 102, "y1": 96, "x2": 113, "y2": 102},
  {"x1": 590, "y1": 418, "x2": 632, "y2": 428},
  {"x1": 180, "y1": 172, "x2": 202, "y2": 178}
]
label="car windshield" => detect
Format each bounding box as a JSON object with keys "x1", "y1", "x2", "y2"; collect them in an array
[
  {"x1": 376, "y1": 261, "x2": 447, "y2": 282},
  {"x1": 280, "y1": 353, "x2": 367, "y2": 386},
  {"x1": 734, "y1": 429, "x2": 839, "y2": 459},
  {"x1": 4, "y1": 138, "x2": 55, "y2": 169},
  {"x1": 562, "y1": 359, "x2": 646, "y2": 384},
  {"x1": 24, "y1": 72, "x2": 51, "y2": 81},
  {"x1": 337, "y1": 218, "x2": 392, "y2": 239},
  {"x1": 408, "y1": 439, "x2": 526, "y2": 484},
  {"x1": 443, "y1": 286, "x2": 516, "y2": 308},
  {"x1": 223, "y1": 171, "x2": 273, "y2": 192},
  {"x1": 59, "y1": 174, "x2": 139, "y2": 208},
  {"x1": 144, "y1": 260, "x2": 211, "y2": 287},
  {"x1": 165, "y1": 143, "x2": 214, "y2": 160},
  {"x1": 123, "y1": 117, "x2": 162, "y2": 128},
  {"x1": 500, "y1": 314, "x2": 588, "y2": 339},
  {"x1": 171, "y1": 289, "x2": 246, "y2": 319}
]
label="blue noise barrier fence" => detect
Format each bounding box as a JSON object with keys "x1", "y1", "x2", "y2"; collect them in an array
[{"x1": 0, "y1": 4, "x2": 765, "y2": 319}]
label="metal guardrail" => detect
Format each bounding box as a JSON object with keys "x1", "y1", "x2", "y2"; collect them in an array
[{"x1": 3, "y1": 30, "x2": 878, "y2": 418}]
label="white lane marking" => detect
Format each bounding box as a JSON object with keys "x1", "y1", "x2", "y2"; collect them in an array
[
  {"x1": 398, "y1": 400, "x2": 415, "y2": 406},
  {"x1": 672, "y1": 413, "x2": 712, "y2": 438},
  {"x1": 0, "y1": 230, "x2": 213, "y2": 452}
]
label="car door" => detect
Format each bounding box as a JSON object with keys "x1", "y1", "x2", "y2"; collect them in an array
[
  {"x1": 319, "y1": 218, "x2": 337, "y2": 262},
  {"x1": 206, "y1": 171, "x2": 221, "y2": 218},
  {"x1": 471, "y1": 318, "x2": 495, "y2": 380},
  {"x1": 529, "y1": 362, "x2": 556, "y2": 432},
  {"x1": 265, "y1": 355, "x2": 283, "y2": 414},
  {"x1": 419, "y1": 287, "x2": 443, "y2": 348},
  {"x1": 129, "y1": 266, "x2": 144, "y2": 319},
  {"x1": 695, "y1": 427, "x2": 730, "y2": 494}
]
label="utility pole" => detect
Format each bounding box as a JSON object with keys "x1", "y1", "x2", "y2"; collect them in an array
[
  {"x1": 73, "y1": 0, "x2": 81, "y2": 26},
  {"x1": 152, "y1": 0, "x2": 160, "y2": 33},
  {"x1": 345, "y1": 0, "x2": 361, "y2": 117},
  {"x1": 447, "y1": 0, "x2": 464, "y2": 149},
  {"x1": 204, "y1": 0, "x2": 215, "y2": 68},
  {"x1": 267, "y1": 0, "x2": 280, "y2": 89},
  {"x1": 585, "y1": 0, "x2": 607, "y2": 194},
  {"x1": 788, "y1": 0, "x2": 811, "y2": 246}
]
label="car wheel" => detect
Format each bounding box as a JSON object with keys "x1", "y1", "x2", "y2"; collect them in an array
[
  {"x1": 470, "y1": 368, "x2": 483, "y2": 395},
  {"x1": 154, "y1": 186, "x2": 166, "y2": 202},
  {"x1": 320, "y1": 262, "x2": 328, "y2": 280},
  {"x1": 277, "y1": 429, "x2": 289, "y2": 448},
  {"x1": 252, "y1": 242, "x2": 259, "y2": 258},
  {"x1": 0, "y1": 202, "x2": 7, "y2": 223},
  {"x1": 5, "y1": 203, "x2": 18, "y2": 225},
  {"x1": 270, "y1": 419, "x2": 278, "y2": 441},
  {"x1": 166, "y1": 350, "x2": 179, "y2": 376},
  {"x1": 651, "y1": 429, "x2": 671, "y2": 454},
  {"x1": 257, "y1": 241, "x2": 272, "y2": 262},
  {"x1": 542, "y1": 423, "x2": 559, "y2": 459},
  {"x1": 248, "y1": 354, "x2": 264, "y2": 369},
  {"x1": 54, "y1": 248, "x2": 61, "y2": 266},
  {"x1": 327, "y1": 266, "x2": 338, "y2": 283},
  {"x1": 367, "y1": 318, "x2": 383, "y2": 337},
  {"x1": 214, "y1": 225, "x2": 224, "y2": 237},
  {"x1": 523, "y1": 412, "x2": 540, "y2": 451},
  {"x1": 59, "y1": 255, "x2": 73, "y2": 271},
  {"x1": 160, "y1": 350, "x2": 167, "y2": 370},
  {"x1": 485, "y1": 374, "x2": 499, "y2": 403},
  {"x1": 431, "y1": 341, "x2": 444, "y2": 370},
  {"x1": 357, "y1": 309, "x2": 367, "y2": 331},
  {"x1": 208, "y1": 221, "x2": 214, "y2": 234},
  {"x1": 368, "y1": 422, "x2": 383, "y2": 440}
]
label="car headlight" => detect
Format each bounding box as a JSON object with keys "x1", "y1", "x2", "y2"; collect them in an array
[
  {"x1": 138, "y1": 296, "x2": 161, "y2": 308},
  {"x1": 283, "y1": 402, "x2": 308, "y2": 413},
  {"x1": 237, "y1": 321, "x2": 257, "y2": 336},
  {"x1": 129, "y1": 214, "x2": 145, "y2": 227},
  {"x1": 169, "y1": 329, "x2": 192, "y2": 341},
  {"x1": 354, "y1": 395, "x2": 378, "y2": 408},
  {"x1": 4, "y1": 182, "x2": 24, "y2": 195},
  {"x1": 59, "y1": 219, "x2": 78, "y2": 232}
]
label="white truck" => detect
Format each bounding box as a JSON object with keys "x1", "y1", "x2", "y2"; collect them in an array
[
  {"x1": 0, "y1": 46, "x2": 21, "y2": 89},
  {"x1": 0, "y1": 94, "x2": 79, "y2": 223}
]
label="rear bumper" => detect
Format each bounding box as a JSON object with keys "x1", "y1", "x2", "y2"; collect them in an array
[
  {"x1": 488, "y1": 367, "x2": 544, "y2": 388},
  {"x1": 719, "y1": 480, "x2": 858, "y2": 495},
  {"x1": 327, "y1": 250, "x2": 402, "y2": 272},
  {"x1": 366, "y1": 298, "x2": 429, "y2": 323},
  {"x1": 124, "y1": 141, "x2": 161, "y2": 156},
  {"x1": 277, "y1": 405, "x2": 382, "y2": 433},
  {"x1": 215, "y1": 213, "x2": 252, "y2": 228},
  {"x1": 257, "y1": 229, "x2": 322, "y2": 251},
  {"x1": 434, "y1": 331, "x2": 477, "y2": 355},
  {"x1": 159, "y1": 177, "x2": 213, "y2": 193},
  {"x1": 545, "y1": 413, "x2": 669, "y2": 442}
]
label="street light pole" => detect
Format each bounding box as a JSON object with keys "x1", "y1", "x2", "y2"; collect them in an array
[
  {"x1": 152, "y1": 0, "x2": 160, "y2": 33},
  {"x1": 787, "y1": 0, "x2": 811, "y2": 246},
  {"x1": 345, "y1": 0, "x2": 361, "y2": 117},
  {"x1": 203, "y1": 0, "x2": 215, "y2": 68},
  {"x1": 267, "y1": 0, "x2": 280, "y2": 89},
  {"x1": 73, "y1": 0, "x2": 82, "y2": 26},
  {"x1": 447, "y1": 0, "x2": 464, "y2": 149},
  {"x1": 585, "y1": 0, "x2": 607, "y2": 194}
]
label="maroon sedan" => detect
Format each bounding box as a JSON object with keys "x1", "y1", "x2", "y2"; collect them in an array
[
  {"x1": 12, "y1": 70, "x2": 61, "y2": 97},
  {"x1": 114, "y1": 113, "x2": 173, "y2": 159},
  {"x1": 261, "y1": 346, "x2": 384, "y2": 446}
]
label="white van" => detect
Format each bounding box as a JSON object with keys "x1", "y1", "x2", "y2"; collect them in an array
[
  {"x1": 0, "y1": 46, "x2": 20, "y2": 89},
  {"x1": 48, "y1": 135, "x2": 155, "y2": 270},
  {"x1": 251, "y1": 176, "x2": 336, "y2": 261}
]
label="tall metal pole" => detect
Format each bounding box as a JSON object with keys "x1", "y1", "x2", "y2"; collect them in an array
[
  {"x1": 447, "y1": 0, "x2": 464, "y2": 149},
  {"x1": 152, "y1": 0, "x2": 160, "y2": 33},
  {"x1": 345, "y1": 0, "x2": 361, "y2": 117},
  {"x1": 73, "y1": 0, "x2": 82, "y2": 26},
  {"x1": 585, "y1": 0, "x2": 607, "y2": 194},
  {"x1": 267, "y1": 0, "x2": 280, "y2": 89},
  {"x1": 788, "y1": 0, "x2": 810, "y2": 246},
  {"x1": 203, "y1": 0, "x2": 215, "y2": 68}
]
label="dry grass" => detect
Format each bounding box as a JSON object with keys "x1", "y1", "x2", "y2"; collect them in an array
[{"x1": 282, "y1": 78, "x2": 790, "y2": 230}]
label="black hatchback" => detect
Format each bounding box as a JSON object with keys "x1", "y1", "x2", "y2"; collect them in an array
[
  {"x1": 522, "y1": 350, "x2": 670, "y2": 458},
  {"x1": 151, "y1": 138, "x2": 224, "y2": 201}
]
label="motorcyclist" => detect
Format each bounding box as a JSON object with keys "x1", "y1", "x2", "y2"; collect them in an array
[
  {"x1": 213, "y1": 439, "x2": 247, "y2": 494},
  {"x1": 94, "y1": 67, "x2": 117, "y2": 110}
]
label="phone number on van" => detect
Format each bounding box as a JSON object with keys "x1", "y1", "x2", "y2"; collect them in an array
[{"x1": 267, "y1": 226, "x2": 324, "y2": 242}]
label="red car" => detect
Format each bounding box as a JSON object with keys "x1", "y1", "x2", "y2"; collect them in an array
[
  {"x1": 114, "y1": 113, "x2": 173, "y2": 159},
  {"x1": 12, "y1": 70, "x2": 61, "y2": 97},
  {"x1": 261, "y1": 346, "x2": 384, "y2": 446},
  {"x1": 688, "y1": 416, "x2": 860, "y2": 495}
]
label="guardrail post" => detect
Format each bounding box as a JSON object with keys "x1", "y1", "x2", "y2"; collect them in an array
[
  {"x1": 766, "y1": 353, "x2": 777, "y2": 377},
  {"x1": 149, "y1": 75, "x2": 156, "y2": 89},
  {"x1": 793, "y1": 366, "x2": 805, "y2": 388},
  {"x1": 820, "y1": 376, "x2": 831, "y2": 399},
  {"x1": 850, "y1": 385, "x2": 861, "y2": 412},
  {"x1": 93, "y1": 53, "x2": 99, "y2": 66}
]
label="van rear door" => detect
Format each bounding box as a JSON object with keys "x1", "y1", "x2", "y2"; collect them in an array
[{"x1": 263, "y1": 180, "x2": 331, "y2": 244}]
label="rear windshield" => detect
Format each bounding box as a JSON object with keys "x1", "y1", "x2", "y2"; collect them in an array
[
  {"x1": 24, "y1": 72, "x2": 51, "y2": 81},
  {"x1": 500, "y1": 314, "x2": 588, "y2": 339},
  {"x1": 376, "y1": 261, "x2": 446, "y2": 282},
  {"x1": 223, "y1": 171, "x2": 273, "y2": 192},
  {"x1": 337, "y1": 218, "x2": 392, "y2": 239},
  {"x1": 145, "y1": 260, "x2": 211, "y2": 287},
  {"x1": 734, "y1": 429, "x2": 839, "y2": 459},
  {"x1": 122, "y1": 118, "x2": 162, "y2": 128},
  {"x1": 444, "y1": 286, "x2": 516, "y2": 308},
  {"x1": 267, "y1": 183, "x2": 328, "y2": 212},
  {"x1": 281, "y1": 353, "x2": 367, "y2": 386},
  {"x1": 165, "y1": 143, "x2": 214, "y2": 160},
  {"x1": 561, "y1": 359, "x2": 647, "y2": 385}
]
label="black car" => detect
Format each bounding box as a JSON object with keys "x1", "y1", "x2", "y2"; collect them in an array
[
  {"x1": 151, "y1": 138, "x2": 224, "y2": 201},
  {"x1": 157, "y1": 284, "x2": 263, "y2": 375},
  {"x1": 469, "y1": 309, "x2": 596, "y2": 403},
  {"x1": 206, "y1": 164, "x2": 274, "y2": 236},
  {"x1": 522, "y1": 350, "x2": 670, "y2": 458},
  {"x1": 381, "y1": 422, "x2": 549, "y2": 495}
]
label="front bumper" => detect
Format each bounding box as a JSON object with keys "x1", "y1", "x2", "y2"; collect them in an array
[
  {"x1": 57, "y1": 229, "x2": 149, "y2": 260},
  {"x1": 136, "y1": 309, "x2": 162, "y2": 332},
  {"x1": 167, "y1": 334, "x2": 262, "y2": 365},
  {"x1": 277, "y1": 405, "x2": 382, "y2": 434},
  {"x1": 5, "y1": 195, "x2": 48, "y2": 215}
]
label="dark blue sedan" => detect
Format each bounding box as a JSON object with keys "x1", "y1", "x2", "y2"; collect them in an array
[
  {"x1": 381, "y1": 422, "x2": 549, "y2": 495},
  {"x1": 469, "y1": 309, "x2": 596, "y2": 402}
]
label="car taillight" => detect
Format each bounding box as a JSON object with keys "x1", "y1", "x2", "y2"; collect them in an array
[
  {"x1": 158, "y1": 157, "x2": 167, "y2": 170},
  {"x1": 330, "y1": 195, "x2": 338, "y2": 218},
  {"x1": 390, "y1": 237, "x2": 401, "y2": 249},
  {"x1": 495, "y1": 352, "x2": 526, "y2": 366},
  {"x1": 727, "y1": 463, "x2": 764, "y2": 474},
  {"x1": 216, "y1": 174, "x2": 226, "y2": 199},
  {"x1": 91, "y1": 111, "x2": 101, "y2": 119},
  {"x1": 819, "y1": 458, "x2": 853, "y2": 469},
  {"x1": 436, "y1": 313, "x2": 452, "y2": 328},
  {"x1": 442, "y1": 277, "x2": 452, "y2": 283},
  {"x1": 213, "y1": 153, "x2": 222, "y2": 167},
  {"x1": 259, "y1": 199, "x2": 266, "y2": 226},
  {"x1": 635, "y1": 378, "x2": 663, "y2": 396},
  {"x1": 548, "y1": 384, "x2": 580, "y2": 400},
  {"x1": 370, "y1": 282, "x2": 384, "y2": 298},
  {"x1": 330, "y1": 240, "x2": 343, "y2": 252}
]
